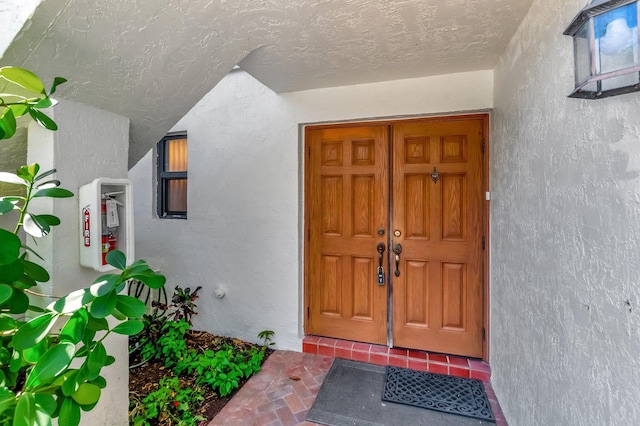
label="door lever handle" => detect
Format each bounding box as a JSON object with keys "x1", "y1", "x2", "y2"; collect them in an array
[
  {"x1": 376, "y1": 243, "x2": 386, "y2": 286},
  {"x1": 376, "y1": 243, "x2": 386, "y2": 268},
  {"x1": 393, "y1": 243, "x2": 402, "y2": 277}
]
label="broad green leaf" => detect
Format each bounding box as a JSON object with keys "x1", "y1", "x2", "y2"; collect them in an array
[
  {"x1": 111, "y1": 309, "x2": 126, "y2": 321},
  {"x1": 89, "y1": 274, "x2": 120, "y2": 297},
  {"x1": 71, "y1": 383, "x2": 101, "y2": 405},
  {"x1": 0, "y1": 106, "x2": 16, "y2": 139},
  {"x1": 129, "y1": 270, "x2": 166, "y2": 289},
  {"x1": 91, "y1": 375, "x2": 107, "y2": 388},
  {"x1": 23, "y1": 339, "x2": 49, "y2": 363},
  {"x1": 13, "y1": 392, "x2": 53, "y2": 426},
  {"x1": 49, "y1": 77, "x2": 67, "y2": 95},
  {"x1": 60, "y1": 309, "x2": 88, "y2": 344},
  {"x1": 50, "y1": 289, "x2": 93, "y2": 314},
  {"x1": 85, "y1": 314, "x2": 108, "y2": 331},
  {"x1": 13, "y1": 312, "x2": 58, "y2": 350},
  {"x1": 3, "y1": 289, "x2": 29, "y2": 314},
  {"x1": 115, "y1": 295, "x2": 146, "y2": 318},
  {"x1": 105, "y1": 250, "x2": 126, "y2": 270},
  {"x1": 14, "y1": 392, "x2": 36, "y2": 426},
  {"x1": 0, "y1": 171, "x2": 27, "y2": 186},
  {"x1": 88, "y1": 291, "x2": 117, "y2": 318},
  {"x1": 78, "y1": 400, "x2": 98, "y2": 412},
  {"x1": 10, "y1": 346, "x2": 22, "y2": 372},
  {"x1": 28, "y1": 305, "x2": 45, "y2": 313},
  {"x1": 0, "y1": 285, "x2": 12, "y2": 305},
  {"x1": 8, "y1": 103, "x2": 29, "y2": 117},
  {"x1": 16, "y1": 165, "x2": 34, "y2": 182},
  {"x1": 104, "y1": 355, "x2": 115, "y2": 367},
  {"x1": 20, "y1": 259, "x2": 49, "y2": 282},
  {"x1": 34, "y1": 393, "x2": 56, "y2": 415},
  {"x1": 61, "y1": 370, "x2": 82, "y2": 396},
  {"x1": 111, "y1": 320, "x2": 144, "y2": 335},
  {"x1": 122, "y1": 260, "x2": 149, "y2": 277},
  {"x1": 86, "y1": 342, "x2": 106, "y2": 374},
  {"x1": 28, "y1": 108, "x2": 57, "y2": 131},
  {"x1": 23, "y1": 213, "x2": 50, "y2": 238},
  {"x1": 32, "y1": 187, "x2": 73, "y2": 198},
  {"x1": 0, "y1": 259, "x2": 23, "y2": 283},
  {"x1": 0, "y1": 229, "x2": 21, "y2": 265},
  {"x1": 0, "y1": 386, "x2": 15, "y2": 414},
  {"x1": 34, "y1": 97, "x2": 52, "y2": 109},
  {"x1": 32, "y1": 214, "x2": 60, "y2": 227},
  {"x1": 0, "y1": 67, "x2": 45, "y2": 94},
  {"x1": 0, "y1": 314, "x2": 17, "y2": 333},
  {"x1": 24, "y1": 342, "x2": 74, "y2": 390},
  {"x1": 0, "y1": 199, "x2": 15, "y2": 214},
  {"x1": 58, "y1": 397, "x2": 80, "y2": 426},
  {"x1": 12, "y1": 274, "x2": 37, "y2": 289},
  {"x1": 27, "y1": 163, "x2": 40, "y2": 178},
  {"x1": 81, "y1": 329, "x2": 96, "y2": 347}
]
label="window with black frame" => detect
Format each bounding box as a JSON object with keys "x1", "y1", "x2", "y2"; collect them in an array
[{"x1": 157, "y1": 132, "x2": 187, "y2": 219}]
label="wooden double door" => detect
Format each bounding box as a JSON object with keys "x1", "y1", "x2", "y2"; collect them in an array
[{"x1": 305, "y1": 116, "x2": 486, "y2": 358}]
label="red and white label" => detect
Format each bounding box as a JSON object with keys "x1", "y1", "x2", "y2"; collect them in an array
[{"x1": 82, "y1": 207, "x2": 91, "y2": 247}]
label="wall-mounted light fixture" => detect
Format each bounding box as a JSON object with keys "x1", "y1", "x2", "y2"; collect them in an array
[{"x1": 564, "y1": 0, "x2": 640, "y2": 98}]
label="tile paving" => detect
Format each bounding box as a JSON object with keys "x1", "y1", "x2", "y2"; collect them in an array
[{"x1": 209, "y1": 342, "x2": 508, "y2": 425}]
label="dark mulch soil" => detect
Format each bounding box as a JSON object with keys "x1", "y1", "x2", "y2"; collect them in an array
[{"x1": 129, "y1": 330, "x2": 272, "y2": 424}]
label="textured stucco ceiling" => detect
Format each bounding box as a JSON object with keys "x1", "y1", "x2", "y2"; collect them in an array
[{"x1": 1, "y1": 0, "x2": 534, "y2": 166}]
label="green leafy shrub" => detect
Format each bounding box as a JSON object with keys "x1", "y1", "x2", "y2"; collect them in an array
[
  {"x1": 0, "y1": 66, "x2": 65, "y2": 139},
  {"x1": 130, "y1": 376, "x2": 205, "y2": 426},
  {"x1": 0, "y1": 67, "x2": 166, "y2": 426}
]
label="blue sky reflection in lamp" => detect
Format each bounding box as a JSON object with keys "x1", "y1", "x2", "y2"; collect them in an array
[{"x1": 564, "y1": 0, "x2": 640, "y2": 99}]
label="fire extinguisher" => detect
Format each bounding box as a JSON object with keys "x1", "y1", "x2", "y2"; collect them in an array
[{"x1": 101, "y1": 197, "x2": 118, "y2": 265}]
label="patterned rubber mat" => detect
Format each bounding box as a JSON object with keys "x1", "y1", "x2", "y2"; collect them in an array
[{"x1": 382, "y1": 366, "x2": 495, "y2": 422}]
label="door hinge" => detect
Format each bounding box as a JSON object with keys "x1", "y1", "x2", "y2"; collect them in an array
[
  {"x1": 482, "y1": 236, "x2": 485, "y2": 250},
  {"x1": 307, "y1": 306, "x2": 310, "y2": 319},
  {"x1": 482, "y1": 327, "x2": 486, "y2": 341},
  {"x1": 482, "y1": 138, "x2": 486, "y2": 153},
  {"x1": 308, "y1": 146, "x2": 311, "y2": 159}
]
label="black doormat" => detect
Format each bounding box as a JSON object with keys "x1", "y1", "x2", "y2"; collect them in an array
[
  {"x1": 382, "y1": 366, "x2": 495, "y2": 422},
  {"x1": 307, "y1": 358, "x2": 493, "y2": 426}
]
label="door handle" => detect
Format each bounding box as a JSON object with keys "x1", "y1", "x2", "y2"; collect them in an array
[
  {"x1": 376, "y1": 243, "x2": 386, "y2": 285},
  {"x1": 393, "y1": 243, "x2": 402, "y2": 277}
]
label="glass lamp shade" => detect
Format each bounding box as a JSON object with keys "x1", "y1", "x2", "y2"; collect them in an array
[{"x1": 564, "y1": 0, "x2": 640, "y2": 98}]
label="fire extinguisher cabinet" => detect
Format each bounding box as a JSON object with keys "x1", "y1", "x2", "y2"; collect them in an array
[{"x1": 79, "y1": 178, "x2": 134, "y2": 272}]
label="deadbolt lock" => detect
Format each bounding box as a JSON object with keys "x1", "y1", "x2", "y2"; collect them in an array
[{"x1": 394, "y1": 230, "x2": 401, "y2": 237}]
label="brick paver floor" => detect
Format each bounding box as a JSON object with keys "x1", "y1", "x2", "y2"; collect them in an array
[
  {"x1": 209, "y1": 350, "x2": 332, "y2": 425},
  {"x1": 209, "y1": 349, "x2": 507, "y2": 425}
]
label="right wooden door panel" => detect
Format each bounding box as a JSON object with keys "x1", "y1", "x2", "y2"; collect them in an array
[{"x1": 391, "y1": 120, "x2": 484, "y2": 357}]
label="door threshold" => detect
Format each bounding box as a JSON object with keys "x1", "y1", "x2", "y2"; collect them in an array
[{"x1": 302, "y1": 335, "x2": 491, "y2": 382}]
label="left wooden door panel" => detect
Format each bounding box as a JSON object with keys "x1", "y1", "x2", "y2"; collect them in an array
[{"x1": 306, "y1": 126, "x2": 389, "y2": 344}]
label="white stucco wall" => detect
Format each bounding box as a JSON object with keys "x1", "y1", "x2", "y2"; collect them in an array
[
  {"x1": 27, "y1": 100, "x2": 131, "y2": 426},
  {"x1": 129, "y1": 69, "x2": 493, "y2": 351},
  {"x1": 0, "y1": 0, "x2": 40, "y2": 56},
  {"x1": 491, "y1": 0, "x2": 640, "y2": 425}
]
